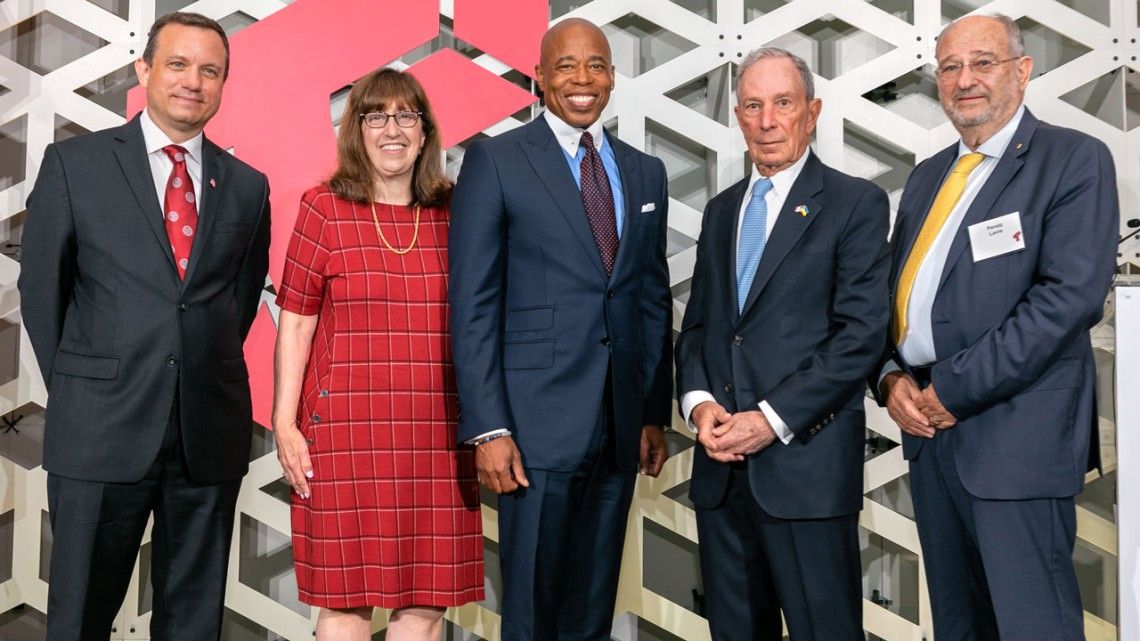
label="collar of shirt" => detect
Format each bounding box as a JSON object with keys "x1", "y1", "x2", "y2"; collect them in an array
[
  {"x1": 956, "y1": 104, "x2": 1025, "y2": 161},
  {"x1": 140, "y1": 109, "x2": 205, "y2": 213},
  {"x1": 736, "y1": 148, "x2": 812, "y2": 248},
  {"x1": 544, "y1": 109, "x2": 607, "y2": 157},
  {"x1": 745, "y1": 147, "x2": 810, "y2": 202},
  {"x1": 139, "y1": 108, "x2": 204, "y2": 163}
]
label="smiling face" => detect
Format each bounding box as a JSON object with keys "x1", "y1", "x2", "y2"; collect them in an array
[
  {"x1": 734, "y1": 56, "x2": 821, "y2": 177},
  {"x1": 935, "y1": 16, "x2": 1031, "y2": 145},
  {"x1": 134, "y1": 23, "x2": 227, "y2": 142},
  {"x1": 361, "y1": 104, "x2": 426, "y2": 185},
  {"x1": 535, "y1": 19, "x2": 615, "y2": 129}
]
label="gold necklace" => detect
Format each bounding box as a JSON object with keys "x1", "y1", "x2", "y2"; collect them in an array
[{"x1": 370, "y1": 202, "x2": 421, "y2": 255}]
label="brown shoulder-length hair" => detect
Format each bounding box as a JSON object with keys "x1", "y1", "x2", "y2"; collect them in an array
[{"x1": 327, "y1": 68, "x2": 451, "y2": 208}]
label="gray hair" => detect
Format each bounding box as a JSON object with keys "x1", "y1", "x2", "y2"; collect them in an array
[
  {"x1": 939, "y1": 13, "x2": 1026, "y2": 58},
  {"x1": 734, "y1": 47, "x2": 815, "y2": 101}
]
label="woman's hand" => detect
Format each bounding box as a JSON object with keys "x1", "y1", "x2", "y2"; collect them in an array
[{"x1": 275, "y1": 421, "x2": 314, "y2": 499}]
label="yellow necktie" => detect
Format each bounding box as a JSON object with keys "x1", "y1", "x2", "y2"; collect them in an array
[{"x1": 892, "y1": 152, "x2": 985, "y2": 346}]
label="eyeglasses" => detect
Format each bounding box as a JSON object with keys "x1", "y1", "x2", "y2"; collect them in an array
[
  {"x1": 935, "y1": 57, "x2": 1020, "y2": 79},
  {"x1": 360, "y1": 111, "x2": 423, "y2": 128}
]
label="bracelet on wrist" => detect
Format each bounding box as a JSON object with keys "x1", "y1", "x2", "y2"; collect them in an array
[{"x1": 470, "y1": 431, "x2": 511, "y2": 447}]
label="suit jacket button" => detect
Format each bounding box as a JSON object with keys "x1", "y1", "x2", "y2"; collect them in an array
[
  {"x1": 606, "y1": 289, "x2": 615, "y2": 299},
  {"x1": 311, "y1": 414, "x2": 321, "y2": 423},
  {"x1": 178, "y1": 303, "x2": 188, "y2": 311},
  {"x1": 724, "y1": 383, "x2": 734, "y2": 394},
  {"x1": 166, "y1": 356, "x2": 178, "y2": 367},
  {"x1": 319, "y1": 389, "x2": 329, "y2": 398},
  {"x1": 600, "y1": 336, "x2": 611, "y2": 346},
  {"x1": 732, "y1": 335, "x2": 743, "y2": 346}
]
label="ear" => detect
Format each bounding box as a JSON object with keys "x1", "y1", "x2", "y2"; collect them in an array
[
  {"x1": 1016, "y1": 56, "x2": 1033, "y2": 91},
  {"x1": 134, "y1": 58, "x2": 151, "y2": 88},
  {"x1": 806, "y1": 97, "x2": 822, "y2": 132}
]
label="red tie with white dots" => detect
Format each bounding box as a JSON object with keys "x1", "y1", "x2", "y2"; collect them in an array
[{"x1": 161, "y1": 144, "x2": 198, "y2": 279}]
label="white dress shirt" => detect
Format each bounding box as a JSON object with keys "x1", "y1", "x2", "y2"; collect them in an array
[
  {"x1": 889, "y1": 106, "x2": 1025, "y2": 374},
  {"x1": 679, "y1": 150, "x2": 812, "y2": 445},
  {"x1": 139, "y1": 109, "x2": 204, "y2": 214}
]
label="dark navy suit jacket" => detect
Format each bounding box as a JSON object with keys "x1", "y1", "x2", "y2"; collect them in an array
[
  {"x1": 676, "y1": 151, "x2": 891, "y2": 518},
  {"x1": 449, "y1": 117, "x2": 672, "y2": 472},
  {"x1": 18, "y1": 115, "x2": 271, "y2": 484},
  {"x1": 879, "y1": 109, "x2": 1118, "y2": 500}
]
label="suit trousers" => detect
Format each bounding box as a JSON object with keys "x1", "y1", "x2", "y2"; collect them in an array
[
  {"x1": 910, "y1": 434, "x2": 1084, "y2": 641},
  {"x1": 45, "y1": 397, "x2": 241, "y2": 641},
  {"x1": 497, "y1": 374, "x2": 636, "y2": 641},
  {"x1": 696, "y1": 464, "x2": 863, "y2": 641}
]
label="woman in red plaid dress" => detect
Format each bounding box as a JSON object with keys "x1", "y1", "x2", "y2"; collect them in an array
[{"x1": 272, "y1": 68, "x2": 483, "y2": 641}]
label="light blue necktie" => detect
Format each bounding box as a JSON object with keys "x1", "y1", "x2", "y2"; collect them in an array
[{"x1": 736, "y1": 178, "x2": 773, "y2": 313}]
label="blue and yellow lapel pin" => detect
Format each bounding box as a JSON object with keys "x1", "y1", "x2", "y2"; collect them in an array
[{"x1": 794, "y1": 204, "x2": 809, "y2": 217}]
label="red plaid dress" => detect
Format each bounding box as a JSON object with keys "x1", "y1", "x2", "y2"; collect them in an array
[{"x1": 276, "y1": 186, "x2": 484, "y2": 609}]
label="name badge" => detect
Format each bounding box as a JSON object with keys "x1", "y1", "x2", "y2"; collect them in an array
[{"x1": 968, "y1": 211, "x2": 1025, "y2": 262}]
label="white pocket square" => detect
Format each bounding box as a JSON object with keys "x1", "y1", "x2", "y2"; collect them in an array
[{"x1": 641, "y1": 202, "x2": 656, "y2": 213}]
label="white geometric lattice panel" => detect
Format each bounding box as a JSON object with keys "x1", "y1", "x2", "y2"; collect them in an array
[{"x1": 0, "y1": 1, "x2": 1129, "y2": 640}]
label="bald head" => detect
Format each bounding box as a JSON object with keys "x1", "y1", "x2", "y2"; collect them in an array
[
  {"x1": 535, "y1": 18, "x2": 615, "y2": 129},
  {"x1": 540, "y1": 18, "x2": 611, "y2": 64}
]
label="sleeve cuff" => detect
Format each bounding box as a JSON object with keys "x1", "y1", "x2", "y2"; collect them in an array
[
  {"x1": 759, "y1": 400, "x2": 794, "y2": 445},
  {"x1": 877, "y1": 361, "x2": 903, "y2": 396},
  {"x1": 680, "y1": 390, "x2": 716, "y2": 433}
]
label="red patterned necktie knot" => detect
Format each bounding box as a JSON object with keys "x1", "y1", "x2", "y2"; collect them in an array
[
  {"x1": 161, "y1": 144, "x2": 198, "y2": 279},
  {"x1": 578, "y1": 132, "x2": 619, "y2": 276}
]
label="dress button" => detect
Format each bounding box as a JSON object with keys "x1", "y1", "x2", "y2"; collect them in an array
[
  {"x1": 724, "y1": 383, "x2": 734, "y2": 394},
  {"x1": 319, "y1": 389, "x2": 329, "y2": 398},
  {"x1": 733, "y1": 335, "x2": 743, "y2": 346},
  {"x1": 311, "y1": 414, "x2": 321, "y2": 424},
  {"x1": 166, "y1": 356, "x2": 178, "y2": 367},
  {"x1": 600, "y1": 336, "x2": 611, "y2": 346}
]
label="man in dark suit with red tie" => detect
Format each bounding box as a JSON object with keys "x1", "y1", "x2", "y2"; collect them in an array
[{"x1": 18, "y1": 12, "x2": 270, "y2": 641}]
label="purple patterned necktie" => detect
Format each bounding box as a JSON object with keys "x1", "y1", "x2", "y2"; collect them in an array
[{"x1": 578, "y1": 131, "x2": 619, "y2": 275}]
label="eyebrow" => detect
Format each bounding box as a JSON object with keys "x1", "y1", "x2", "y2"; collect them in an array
[{"x1": 553, "y1": 55, "x2": 609, "y2": 65}]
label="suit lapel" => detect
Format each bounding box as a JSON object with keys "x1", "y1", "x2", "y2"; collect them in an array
[
  {"x1": 893, "y1": 146, "x2": 957, "y2": 288},
  {"x1": 739, "y1": 152, "x2": 824, "y2": 319},
  {"x1": 180, "y1": 139, "x2": 228, "y2": 288},
  {"x1": 522, "y1": 119, "x2": 608, "y2": 280},
  {"x1": 936, "y1": 112, "x2": 1037, "y2": 292},
  {"x1": 608, "y1": 133, "x2": 641, "y2": 281},
  {"x1": 717, "y1": 180, "x2": 749, "y2": 322},
  {"x1": 114, "y1": 117, "x2": 180, "y2": 283}
]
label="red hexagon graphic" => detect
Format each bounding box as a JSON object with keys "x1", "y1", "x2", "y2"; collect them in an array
[
  {"x1": 127, "y1": 0, "x2": 542, "y2": 427},
  {"x1": 454, "y1": 0, "x2": 547, "y2": 79}
]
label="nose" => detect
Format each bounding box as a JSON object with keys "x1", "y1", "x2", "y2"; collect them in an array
[
  {"x1": 380, "y1": 115, "x2": 403, "y2": 135},
  {"x1": 955, "y1": 66, "x2": 977, "y2": 89},
  {"x1": 570, "y1": 63, "x2": 591, "y2": 84},
  {"x1": 758, "y1": 105, "x2": 777, "y2": 129}
]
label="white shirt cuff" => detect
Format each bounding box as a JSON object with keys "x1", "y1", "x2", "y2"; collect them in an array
[
  {"x1": 465, "y1": 428, "x2": 510, "y2": 445},
  {"x1": 680, "y1": 390, "x2": 716, "y2": 433},
  {"x1": 758, "y1": 400, "x2": 794, "y2": 444}
]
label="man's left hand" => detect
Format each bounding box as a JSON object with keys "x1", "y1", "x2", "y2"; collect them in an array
[
  {"x1": 639, "y1": 424, "x2": 669, "y2": 477},
  {"x1": 709, "y1": 410, "x2": 777, "y2": 457},
  {"x1": 917, "y1": 384, "x2": 957, "y2": 429}
]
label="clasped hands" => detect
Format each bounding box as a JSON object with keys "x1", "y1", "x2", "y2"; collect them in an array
[
  {"x1": 881, "y1": 371, "x2": 957, "y2": 438},
  {"x1": 692, "y1": 401, "x2": 777, "y2": 463}
]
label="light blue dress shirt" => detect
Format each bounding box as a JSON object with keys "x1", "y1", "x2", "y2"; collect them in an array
[{"x1": 543, "y1": 110, "x2": 626, "y2": 238}]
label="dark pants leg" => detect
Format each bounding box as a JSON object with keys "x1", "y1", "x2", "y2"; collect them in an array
[
  {"x1": 912, "y1": 435, "x2": 1083, "y2": 641},
  {"x1": 45, "y1": 407, "x2": 240, "y2": 641},
  {"x1": 697, "y1": 465, "x2": 863, "y2": 641},
  {"x1": 498, "y1": 387, "x2": 636, "y2": 641}
]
